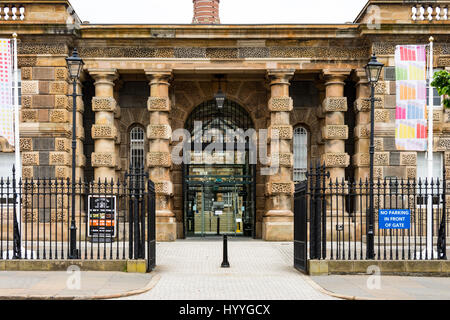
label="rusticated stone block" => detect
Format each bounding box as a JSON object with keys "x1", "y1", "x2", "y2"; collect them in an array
[
  {"x1": 322, "y1": 125, "x2": 348, "y2": 140},
  {"x1": 22, "y1": 152, "x2": 39, "y2": 166},
  {"x1": 147, "y1": 124, "x2": 172, "y2": 140},
  {"x1": 55, "y1": 95, "x2": 69, "y2": 109},
  {"x1": 354, "y1": 98, "x2": 370, "y2": 112},
  {"x1": 22, "y1": 81, "x2": 39, "y2": 95},
  {"x1": 400, "y1": 152, "x2": 417, "y2": 166},
  {"x1": 374, "y1": 138, "x2": 383, "y2": 152},
  {"x1": 353, "y1": 153, "x2": 370, "y2": 167},
  {"x1": 21, "y1": 95, "x2": 32, "y2": 109},
  {"x1": 32, "y1": 95, "x2": 54, "y2": 108},
  {"x1": 49, "y1": 81, "x2": 68, "y2": 95},
  {"x1": 49, "y1": 152, "x2": 70, "y2": 166},
  {"x1": 374, "y1": 166, "x2": 383, "y2": 179},
  {"x1": 374, "y1": 152, "x2": 389, "y2": 166},
  {"x1": 433, "y1": 110, "x2": 443, "y2": 123},
  {"x1": 354, "y1": 124, "x2": 370, "y2": 139},
  {"x1": 266, "y1": 182, "x2": 294, "y2": 195},
  {"x1": 55, "y1": 138, "x2": 70, "y2": 152},
  {"x1": 33, "y1": 67, "x2": 55, "y2": 80},
  {"x1": 92, "y1": 124, "x2": 117, "y2": 140},
  {"x1": 155, "y1": 181, "x2": 173, "y2": 196},
  {"x1": 148, "y1": 97, "x2": 170, "y2": 111},
  {"x1": 92, "y1": 152, "x2": 116, "y2": 168},
  {"x1": 55, "y1": 166, "x2": 70, "y2": 179},
  {"x1": 269, "y1": 125, "x2": 293, "y2": 140},
  {"x1": 406, "y1": 167, "x2": 417, "y2": 179},
  {"x1": 55, "y1": 68, "x2": 67, "y2": 81},
  {"x1": 20, "y1": 138, "x2": 32, "y2": 152},
  {"x1": 49, "y1": 109, "x2": 68, "y2": 123},
  {"x1": 375, "y1": 81, "x2": 387, "y2": 95},
  {"x1": 271, "y1": 153, "x2": 293, "y2": 167},
  {"x1": 322, "y1": 97, "x2": 347, "y2": 112},
  {"x1": 321, "y1": 153, "x2": 350, "y2": 168},
  {"x1": 445, "y1": 153, "x2": 450, "y2": 166},
  {"x1": 22, "y1": 167, "x2": 33, "y2": 179},
  {"x1": 92, "y1": 97, "x2": 117, "y2": 112},
  {"x1": 438, "y1": 138, "x2": 450, "y2": 151},
  {"x1": 69, "y1": 96, "x2": 84, "y2": 112},
  {"x1": 21, "y1": 110, "x2": 38, "y2": 122},
  {"x1": 21, "y1": 67, "x2": 32, "y2": 80},
  {"x1": 268, "y1": 97, "x2": 293, "y2": 112},
  {"x1": 375, "y1": 109, "x2": 389, "y2": 123},
  {"x1": 147, "y1": 152, "x2": 171, "y2": 168}
]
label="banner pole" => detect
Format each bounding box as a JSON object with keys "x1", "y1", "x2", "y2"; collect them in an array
[
  {"x1": 13, "y1": 33, "x2": 21, "y2": 236},
  {"x1": 426, "y1": 36, "x2": 434, "y2": 259}
]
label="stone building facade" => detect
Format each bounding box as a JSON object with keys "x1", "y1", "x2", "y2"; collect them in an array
[{"x1": 0, "y1": 0, "x2": 449, "y2": 241}]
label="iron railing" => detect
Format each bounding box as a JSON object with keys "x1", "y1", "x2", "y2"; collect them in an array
[
  {"x1": 299, "y1": 164, "x2": 448, "y2": 261},
  {"x1": 0, "y1": 166, "x2": 155, "y2": 270}
]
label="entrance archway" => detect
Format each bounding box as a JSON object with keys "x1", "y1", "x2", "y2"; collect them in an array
[{"x1": 182, "y1": 99, "x2": 256, "y2": 238}]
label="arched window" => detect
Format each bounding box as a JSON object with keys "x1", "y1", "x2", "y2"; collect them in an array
[
  {"x1": 130, "y1": 126, "x2": 145, "y2": 169},
  {"x1": 293, "y1": 126, "x2": 308, "y2": 183}
]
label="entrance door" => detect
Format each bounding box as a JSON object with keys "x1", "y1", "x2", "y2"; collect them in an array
[{"x1": 184, "y1": 164, "x2": 255, "y2": 237}]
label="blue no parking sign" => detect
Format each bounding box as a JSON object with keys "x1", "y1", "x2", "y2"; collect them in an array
[{"x1": 378, "y1": 209, "x2": 411, "y2": 230}]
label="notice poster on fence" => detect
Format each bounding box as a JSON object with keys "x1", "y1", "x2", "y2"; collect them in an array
[
  {"x1": 0, "y1": 39, "x2": 14, "y2": 147},
  {"x1": 395, "y1": 45, "x2": 428, "y2": 151},
  {"x1": 88, "y1": 195, "x2": 117, "y2": 239}
]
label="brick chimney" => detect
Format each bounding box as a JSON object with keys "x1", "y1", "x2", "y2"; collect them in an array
[{"x1": 192, "y1": 0, "x2": 220, "y2": 24}]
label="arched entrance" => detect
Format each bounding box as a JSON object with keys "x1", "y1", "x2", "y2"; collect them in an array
[{"x1": 183, "y1": 99, "x2": 256, "y2": 238}]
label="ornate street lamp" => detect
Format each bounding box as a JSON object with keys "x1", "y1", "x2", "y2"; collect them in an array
[
  {"x1": 365, "y1": 54, "x2": 384, "y2": 260},
  {"x1": 66, "y1": 48, "x2": 84, "y2": 259},
  {"x1": 215, "y1": 75, "x2": 226, "y2": 109}
]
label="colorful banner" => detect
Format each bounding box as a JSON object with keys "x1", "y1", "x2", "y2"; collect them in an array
[
  {"x1": 395, "y1": 45, "x2": 427, "y2": 151},
  {"x1": 0, "y1": 39, "x2": 13, "y2": 147}
]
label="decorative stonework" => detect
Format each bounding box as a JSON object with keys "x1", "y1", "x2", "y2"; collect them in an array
[
  {"x1": 354, "y1": 125, "x2": 370, "y2": 139},
  {"x1": 353, "y1": 153, "x2": 370, "y2": 167},
  {"x1": 92, "y1": 152, "x2": 116, "y2": 168},
  {"x1": 375, "y1": 81, "x2": 387, "y2": 95},
  {"x1": 18, "y1": 43, "x2": 67, "y2": 55},
  {"x1": 20, "y1": 138, "x2": 32, "y2": 152},
  {"x1": 400, "y1": 152, "x2": 417, "y2": 166},
  {"x1": 92, "y1": 125, "x2": 117, "y2": 140},
  {"x1": 155, "y1": 181, "x2": 173, "y2": 196},
  {"x1": 55, "y1": 68, "x2": 67, "y2": 81},
  {"x1": 321, "y1": 153, "x2": 350, "y2": 168},
  {"x1": 18, "y1": 57, "x2": 37, "y2": 68},
  {"x1": 55, "y1": 138, "x2": 70, "y2": 152},
  {"x1": 266, "y1": 182, "x2": 294, "y2": 195},
  {"x1": 21, "y1": 67, "x2": 32, "y2": 80},
  {"x1": 269, "y1": 125, "x2": 293, "y2": 140},
  {"x1": 438, "y1": 138, "x2": 450, "y2": 150},
  {"x1": 92, "y1": 97, "x2": 117, "y2": 112},
  {"x1": 22, "y1": 152, "x2": 39, "y2": 166},
  {"x1": 206, "y1": 48, "x2": 238, "y2": 59},
  {"x1": 147, "y1": 152, "x2": 172, "y2": 168},
  {"x1": 21, "y1": 110, "x2": 38, "y2": 122},
  {"x1": 322, "y1": 97, "x2": 347, "y2": 112},
  {"x1": 374, "y1": 152, "x2": 389, "y2": 166},
  {"x1": 147, "y1": 124, "x2": 172, "y2": 140},
  {"x1": 49, "y1": 152, "x2": 69, "y2": 166},
  {"x1": 21, "y1": 95, "x2": 32, "y2": 109},
  {"x1": 445, "y1": 153, "x2": 450, "y2": 166},
  {"x1": 406, "y1": 167, "x2": 417, "y2": 179},
  {"x1": 433, "y1": 110, "x2": 443, "y2": 123},
  {"x1": 55, "y1": 166, "x2": 70, "y2": 179},
  {"x1": 147, "y1": 97, "x2": 170, "y2": 111},
  {"x1": 22, "y1": 167, "x2": 33, "y2": 179},
  {"x1": 272, "y1": 153, "x2": 293, "y2": 167},
  {"x1": 374, "y1": 166, "x2": 383, "y2": 180},
  {"x1": 374, "y1": 138, "x2": 383, "y2": 152},
  {"x1": 22, "y1": 81, "x2": 39, "y2": 95},
  {"x1": 50, "y1": 110, "x2": 68, "y2": 123},
  {"x1": 268, "y1": 97, "x2": 293, "y2": 112},
  {"x1": 269, "y1": 46, "x2": 369, "y2": 59},
  {"x1": 322, "y1": 125, "x2": 348, "y2": 140},
  {"x1": 354, "y1": 98, "x2": 371, "y2": 112},
  {"x1": 374, "y1": 110, "x2": 390, "y2": 123},
  {"x1": 49, "y1": 81, "x2": 68, "y2": 95},
  {"x1": 55, "y1": 95, "x2": 69, "y2": 109}
]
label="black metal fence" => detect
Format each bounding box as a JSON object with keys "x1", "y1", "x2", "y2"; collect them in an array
[
  {"x1": 296, "y1": 164, "x2": 449, "y2": 261},
  {"x1": 0, "y1": 166, "x2": 156, "y2": 271}
]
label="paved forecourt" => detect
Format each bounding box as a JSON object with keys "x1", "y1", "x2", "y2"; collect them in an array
[{"x1": 120, "y1": 239, "x2": 334, "y2": 300}]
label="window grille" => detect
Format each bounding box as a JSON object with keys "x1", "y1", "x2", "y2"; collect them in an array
[
  {"x1": 293, "y1": 127, "x2": 308, "y2": 183},
  {"x1": 130, "y1": 126, "x2": 145, "y2": 169}
]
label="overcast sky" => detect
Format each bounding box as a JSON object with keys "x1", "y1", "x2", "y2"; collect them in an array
[{"x1": 70, "y1": 0, "x2": 369, "y2": 24}]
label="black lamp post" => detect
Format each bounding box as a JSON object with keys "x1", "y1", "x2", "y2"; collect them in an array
[
  {"x1": 365, "y1": 54, "x2": 384, "y2": 260},
  {"x1": 215, "y1": 75, "x2": 226, "y2": 109},
  {"x1": 66, "y1": 48, "x2": 84, "y2": 259}
]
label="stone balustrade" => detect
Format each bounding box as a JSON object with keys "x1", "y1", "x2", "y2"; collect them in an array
[
  {"x1": 0, "y1": 4, "x2": 24, "y2": 21},
  {"x1": 412, "y1": 4, "x2": 448, "y2": 21}
]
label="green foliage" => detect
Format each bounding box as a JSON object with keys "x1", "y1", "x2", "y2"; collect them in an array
[{"x1": 431, "y1": 70, "x2": 450, "y2": 109}]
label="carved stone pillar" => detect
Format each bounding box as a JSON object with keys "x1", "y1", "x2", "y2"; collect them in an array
[
  {"x1": 145, "y1": 69, "x2": 176, "y2": 242},
  {"x1": 353, "y1": 69, "x2": 371, "y2": 182},
  {"x1": 89, "y1": 69, "x2": 119, "y2": 181},
  {"x1": 263, "y1": 69, "x2": 295, "y2": 241},
  {"x1": 321, "y1": 69, "x2": 351, "y2": 181}
]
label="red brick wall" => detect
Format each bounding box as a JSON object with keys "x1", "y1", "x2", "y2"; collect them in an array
[{"x1": 192, "y1": 0, "x2": 220, "y2": 24}]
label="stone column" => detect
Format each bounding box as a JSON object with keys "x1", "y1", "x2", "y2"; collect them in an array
[
  {"x1": 145, "y1": 69, "x2": 176, "y2": 242},
  {"x1": 89, "y1": 69, "x2": 119, "y2": 181},
  {"x1": 263, "y1": 69, "x2": 295, "y2": 241},
  {"x1": 321, "y1": 69, "x2": 351, "y2": 181},
  {"x1": 353, "y1": 69, "x2": 371, "y2": 182}
]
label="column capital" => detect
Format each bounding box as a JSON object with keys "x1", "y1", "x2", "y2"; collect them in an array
[
  {"x1": 266, "y1": 69, "x2": 295, "y2": 86},
  {"x1": 145, "y1": 69, "x2": 173, "y2": 86},
  {"x1": 89, "y1": 68, "x2": 119, "y2": 86},
  {"x1": 322, "y1": 68, "x2": 351, "y2": 85}
]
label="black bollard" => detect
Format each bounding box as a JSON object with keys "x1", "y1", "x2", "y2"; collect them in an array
[
  {"x1": 221, "y1": 235, "x2": 230, "y2": 268},
  {"x1": 217, "y1": 216, "x2": 220, "y2": 235}
]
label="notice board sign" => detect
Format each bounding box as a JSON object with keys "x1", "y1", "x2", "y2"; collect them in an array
[
  {"x1": 88, "y1": 195, "x2": 117, "y2": 238},
  {"x1": 378, "y1": 209, "x2": 411, "y2": 230}
]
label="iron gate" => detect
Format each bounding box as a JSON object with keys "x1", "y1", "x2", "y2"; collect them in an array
[{"x1": 294, "y1": 181, "x2": 308, "y2": 273}]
